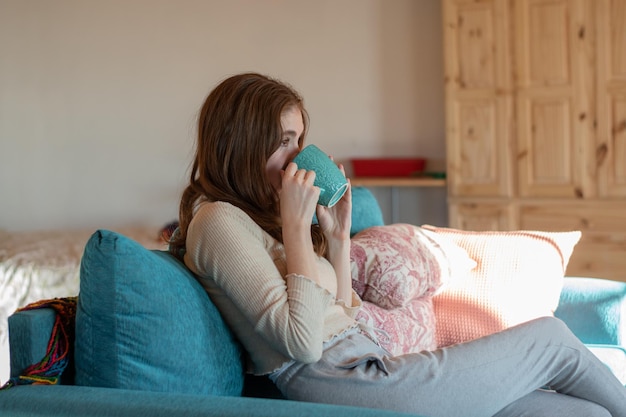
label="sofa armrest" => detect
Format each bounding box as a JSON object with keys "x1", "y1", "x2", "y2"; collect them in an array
[
  {"x1": 555, "y1": 277, "x2": 626, "y2": 346},
  {"x1": 7, "y1": 307, "x2": 75, "y2": 385},
  {"x1": 8, "y1": 308, "x2": 56, "y2": 379}
]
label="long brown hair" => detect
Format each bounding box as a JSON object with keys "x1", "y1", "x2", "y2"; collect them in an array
[{"x1": 170, "y1": 73, "x2": 327, "y2": 257}]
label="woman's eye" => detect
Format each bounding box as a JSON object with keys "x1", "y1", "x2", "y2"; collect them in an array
[{"x1": 281, "y1": 138, "x2": 290, "y2": 147}]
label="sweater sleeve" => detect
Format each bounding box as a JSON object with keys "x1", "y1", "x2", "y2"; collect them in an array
[
  {"x1": 185, "y1": 202, "x2": 335, "y2": 363},
  {"x1": 337, "y1": 290, "x2": 362, "y2": 319}
]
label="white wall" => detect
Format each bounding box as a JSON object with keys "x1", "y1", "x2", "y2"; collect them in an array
[{"x1": 0, "y1": 0, "x2": 446, "y2": 231}]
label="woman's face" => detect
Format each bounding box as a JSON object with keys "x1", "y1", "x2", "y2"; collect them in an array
[{"x1": 266, "y1": 106, "x2": 304, "y2": 192}]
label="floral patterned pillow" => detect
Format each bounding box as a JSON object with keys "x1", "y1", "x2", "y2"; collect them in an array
[
  {"x1": 356, "y1": 298, "x2": 437, "y2": 355},
  {"x1": 350, "y1": 224, "x2": 445, "y2": 310},
  {"x1": 350, "y1": 224, "x2": 473, "y2": 354}
]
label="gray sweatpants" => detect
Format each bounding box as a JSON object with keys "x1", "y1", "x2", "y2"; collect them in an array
[{"x1": 272, "y1": 317, "x2": 626, "y2": 417}]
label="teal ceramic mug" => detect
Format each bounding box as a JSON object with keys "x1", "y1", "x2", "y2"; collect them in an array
[{"x1": 292, "y1": 144, "x2": 349, "y2": 207}]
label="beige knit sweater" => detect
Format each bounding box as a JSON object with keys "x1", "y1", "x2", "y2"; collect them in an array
[{"x1": 184, "y1": 201, "x2": 361, "y2": 375}]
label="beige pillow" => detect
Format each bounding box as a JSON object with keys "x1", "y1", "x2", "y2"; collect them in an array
[{"x1": 422, "y1": 225, "x2": 581, "y2": 347}]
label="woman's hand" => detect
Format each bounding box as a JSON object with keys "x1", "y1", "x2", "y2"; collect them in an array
[
  {"x1": 316, "y1": 162, "x2": 352, "y2": 242},
  {"x1": 279, "y1": 162, "x2": 320, "y2": 229}
]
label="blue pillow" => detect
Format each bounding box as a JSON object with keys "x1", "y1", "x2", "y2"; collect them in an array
[
  {"x1": 74, "y1": 229, "x2": 244, "y2": 396},
  {"x1": 350, "y1": 187, "x2": 384, "y2": 236}
]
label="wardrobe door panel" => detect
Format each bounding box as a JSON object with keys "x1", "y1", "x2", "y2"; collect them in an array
[{"x1": 515, "y1": 0, "x2": 595, "y2": 198}]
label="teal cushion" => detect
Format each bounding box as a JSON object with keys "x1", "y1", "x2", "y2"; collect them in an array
[
  {"x1": 75, "y1": 230, "x2": 244, "y2": 396},
  {"x1": 350, "y1": 187, "x2": 384, "y2": 236}
]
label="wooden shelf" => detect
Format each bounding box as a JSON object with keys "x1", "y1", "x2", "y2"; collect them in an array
[
  {"x1": 351, "y1": 177, "x2": 446, "y2": 187},
  {"x1": 351, "y1": 176, "x2": 446, "y2": 223}
]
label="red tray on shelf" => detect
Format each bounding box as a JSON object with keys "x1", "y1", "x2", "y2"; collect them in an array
[{"x1": 350, "y1": 158, "x2": 426, "y2": 177}]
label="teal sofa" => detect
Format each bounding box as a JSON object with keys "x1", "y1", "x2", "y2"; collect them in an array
[{"x1": 1, "y1": 187, "x2": 625, "y2": 417}]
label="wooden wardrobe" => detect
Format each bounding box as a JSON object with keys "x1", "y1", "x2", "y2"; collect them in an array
[{"x1": 442, "y1": 0, "x2": 626, "y2": 281}]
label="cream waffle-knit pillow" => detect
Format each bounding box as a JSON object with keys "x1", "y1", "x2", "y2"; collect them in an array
[{"x1": 422, "y1": 226, "x2": 581, "y2": 347}]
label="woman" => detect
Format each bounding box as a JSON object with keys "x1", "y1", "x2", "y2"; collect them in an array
[{"x1": 170, "y1": 72, "x2": 626, "y2": 417}]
